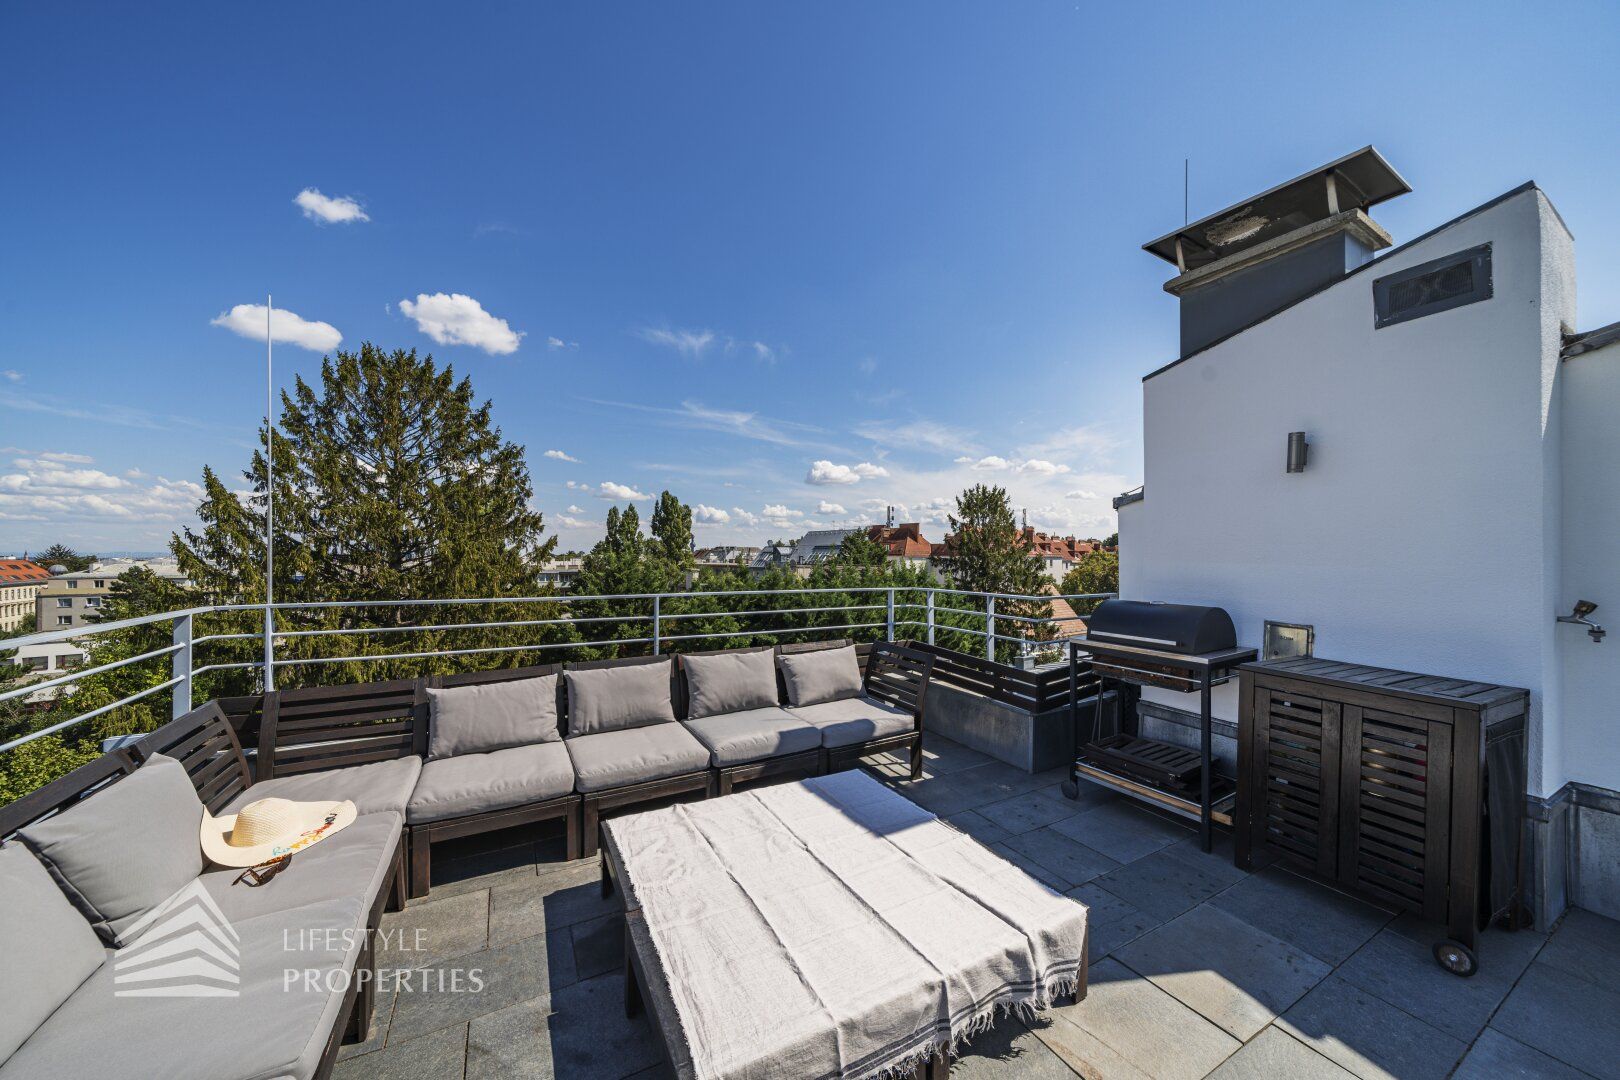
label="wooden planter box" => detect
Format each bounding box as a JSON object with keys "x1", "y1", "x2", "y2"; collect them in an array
[{"x1": 1235, "y1": 657, "x2": 1529, "y2": 973}]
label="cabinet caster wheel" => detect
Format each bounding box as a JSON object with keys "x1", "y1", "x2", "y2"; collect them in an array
[
  {"x1": 1059, "y1": 780, "x2": 1079, "y2": 801},
  {"x1": 1433, "y1": 940, "x2": 1477, "y2": 977}
]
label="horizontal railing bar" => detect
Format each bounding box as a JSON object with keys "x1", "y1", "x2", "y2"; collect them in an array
[
  {"x1": 0, "y1": 675, "x2": 187, "y2": 754},
  {"x1": 189, "y1": 662, "x2": 263, "y2": 676},
  {"x1": 273, "y1": 612, "x2": 641, "y2": 638},
  {"x1": 191, "y1": 632, "x2": 263, "y2": 645},
  {"x1": 0, "y1": 642, "x2": 185, "y2": 705},
  {"x1": 0, "y1": 606, "x2": 212, "y2": 652},
  {"x1": 270, "y1": 638, "x2": 660, "y2": 667},
  {"x1": 660, "y1": 621, "x2": 884, "y2": 644},
  {"x1": 927, "y1": 588, "x2": 1114, "y2": 603},
  {"x1": 214, "y1": 586, "x2": 902, "y2": 614},
  {"x1": 656, "y1": 604, "x2": 884, "y2": 622}
]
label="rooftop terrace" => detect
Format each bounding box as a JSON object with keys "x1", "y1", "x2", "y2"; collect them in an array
[{"x1": 334, "y1": 735, "x2": 1619, "y2": 1080}]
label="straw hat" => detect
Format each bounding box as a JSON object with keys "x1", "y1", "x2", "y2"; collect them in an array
[{"x1": 200, "y1": 797, "x2": 356, "y2": 868}]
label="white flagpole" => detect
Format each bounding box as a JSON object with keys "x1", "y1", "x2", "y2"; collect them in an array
[{"x1": 264, "y1": 294, "x2": 275, "y2": 691}]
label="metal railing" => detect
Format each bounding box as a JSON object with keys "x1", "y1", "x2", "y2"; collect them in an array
[{"x1": 0, "y1": 586, "x2": 1112, "y2": 754}]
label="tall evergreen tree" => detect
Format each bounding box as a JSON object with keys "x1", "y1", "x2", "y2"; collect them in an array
[
  {"x1": 935, "y1": 484, "x2": 1052, "y2": 660},
  {"x1": 648, "y1": 491, "x2": 694, "y2": 569},
  {"x1": 32, "y1": 544, "x2": 95, "y2": 572}
]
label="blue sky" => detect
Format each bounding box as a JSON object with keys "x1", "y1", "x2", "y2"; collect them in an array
[{"x1": 3, "y1": 1, "x2": 1617, "y2": 555}]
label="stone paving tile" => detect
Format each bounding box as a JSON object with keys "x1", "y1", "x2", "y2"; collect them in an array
[
  {"x1": 975, "y1": 788, "x2": 1088, "y2": 834},
  {"x1": 389, "y1": 929, "x2": 578, "y2": 1042},
  {"x1": 989, "y1": 841, "x2": 1069, "y2": 891},
  {"x1": 1066, "y1": 881, "x2": 1162, "y2": 962},
  {"x1": 1335, "y1": 925, "x2": 1542, "y2": 1042},
  {"x1": 1278, "y1": 974, "x2": 1468, "y2": 1080},
  {"x1": 381, "y1": 888, "x2": 489, "y2": 967},
  {"x1": 943, "y1": 808, "x2": 1012, "y2": 845},
  {"x1": 1115, "y1": 903, "x2": 1332, "y2": 1040},
  {"x1": 1209, "y1": 865, "x2": 1392, "y2": 965},
  {"x1": 1535, "y1": 907, "x2": 1620, "y2": 992},
  {"x1": 420, "y1": 841, "x2": 543, "y2": 902},
  {"x1": 490, "y1": 860, "x2": 619, "y2": 945},
  {"x1": 1048, "y1": 800, "x2": 1191, "y2": 864},
  {"x1": 332, "y1": 1023, "x2": 468, "y2": 1080},
  {"x1": 1491, "y1": 961, "x2": 1620, "y2": 1080},
  {"x1": 1452, "y1": 1027, "x2": 1595, "y2": 1080},
  {"x1": 465, "y1": 972, "x2": 664, "y2": 1079},
  {"x1": 999, "y1": 828, "x2": 1119, "y2": 890},
  {"x1": 1158, "y1": 833, "x2": 1250, "y2": 888},
  {"x1": 335, "y1": 984, "x2": 399, "y2": 1060},
  {"x1": 1205, "y1": 1025, "x2": 1356, "y2": 1080},
  {"x1": 949, "y1": 1017, "x2": 1079, "y2": 1078},
  {"x1": 1094, "y1": 847, "x2": 1241, "y2": 922},
  {"x1": 917, "y1": 739, "x2": 996, "y2": 776},
  {"x1": 571, "y1": 911, "x2": 625, "y2": 981},
  {"x1": 1030, "y1": 957, "x2": 1240, "y2": 1080}
]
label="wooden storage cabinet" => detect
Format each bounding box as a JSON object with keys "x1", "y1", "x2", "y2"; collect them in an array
[{"x1": 1237, "y1": 658, "x2": 1528, "y2": 973}]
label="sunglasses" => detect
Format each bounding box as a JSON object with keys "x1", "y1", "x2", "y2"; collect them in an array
[{"x1": 233, "y1": 854, "x2": 293, "y2": 887}]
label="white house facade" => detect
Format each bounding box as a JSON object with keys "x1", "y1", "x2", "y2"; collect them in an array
[{"x1": 1117, "y1": 152, "x2": 1619, "y2": 928}]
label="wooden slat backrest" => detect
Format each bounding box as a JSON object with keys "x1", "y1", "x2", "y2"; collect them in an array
[
  {"x1": 135, "y1": 702, "x2": 254, "y2": 813},
  {"x1": 259, "y1": 677, "x2": 425, "y2": 780},
  {"x1": 0, "y1": 747, "x2": 141, "y2": 840},
  {"x1": 863, "y1": 642, "x2": 935, "y2": 723},
  {"x1": 428, "y1": 664, "x2": 566, "y2": 750},
  {"x1": 562, "y1": 654, "x2": 682, "y2": 726}
]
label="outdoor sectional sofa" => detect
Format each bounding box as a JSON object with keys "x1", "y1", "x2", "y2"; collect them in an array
[{"x1": 0, "y1": 639, "x2": 932, "y2": 1080}]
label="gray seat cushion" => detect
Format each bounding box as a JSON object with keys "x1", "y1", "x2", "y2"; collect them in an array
[
  {"x1": 0, "y1": 844, "x2": 106, "y2": 1066},
  {"x1": 682, "y1": 649, "x2": 778, "y2": 719},
  {"x1": 1, "y1": 895, "x2": 366, "y2": 1080},
  {"x1": 18, "y1": 753, "x2": 205, "y2": 947},
  {"x1": 565, "y1": 660, "x2": 677, "y2": 735},
  {"x1": 426, "y1": 674, "x2": 560, "y2": 759},
  {"x1": 199, "y1": 810, "x2": 402, "y2": 925},
  {"x1": 683, "y1": 707, "x2": 822, "y2": 766},
  {"x1": 567, "y1": 722, "x2": 710, "y2": 793},
  {"x1": 787, "y1": 695, "x2": 914, "y2": 748},
  {"x1": 777, "y1": 645, "x2": 864, "y2": 707},
  {"x1": 408, "y1": 742, "x2": 575, "y2": 824},
  {"x1": 225, "y1": 755, "x2": 423, "y2": 818}
]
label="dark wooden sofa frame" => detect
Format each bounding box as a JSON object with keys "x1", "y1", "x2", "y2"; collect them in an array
[
  {"x1": 0, "y1": 701, "x2": 403, "y2": 1080},
  {"x1": 780, "y1": 639, "x2": 935, "y2": 781}
]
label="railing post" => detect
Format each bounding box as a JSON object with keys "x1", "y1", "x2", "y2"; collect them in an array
[
  {"x1": 926, "y1": 590, "x2": 935, "y2": 646},
  {"x1": 171, "y1": 613, "x2": 192, "y2": 719},
  {"x1": 263, "y1": 602, "x2": 275, "y2": 692},
  {"x1": 652, "y1": 595, "x2": 662, "y2": 655},
  {"x1": 985, "y1": 595, "x2": 997, "y2": 662},
  {"x1": 885, "y1": 589, "x2": 895, "y2": 642}
]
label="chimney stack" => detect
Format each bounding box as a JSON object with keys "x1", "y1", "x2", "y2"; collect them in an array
[{"x1": 1143, "y1": 147, "x2": 1410, "y2": 358}]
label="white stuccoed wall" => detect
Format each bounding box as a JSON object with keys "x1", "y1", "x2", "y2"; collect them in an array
[
  {"x1": 1119, "y1": 187, "x2": 1581, "y2": 799},
  {"x1": 1558, "y1": 338, "x2": 1620, "y2": 792}
]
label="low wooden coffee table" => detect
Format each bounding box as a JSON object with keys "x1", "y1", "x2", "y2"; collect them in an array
[{"x1": 600, "y1": 771, "x2": 1088, "y2": 1080}]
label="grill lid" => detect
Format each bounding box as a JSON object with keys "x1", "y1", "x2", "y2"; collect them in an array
[{"x1": 1086, "y1": 600, "x2": 1237, "y2": 656}]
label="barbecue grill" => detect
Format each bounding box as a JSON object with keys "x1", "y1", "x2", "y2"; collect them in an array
[{"x1": 1062, "y1": 600, "x2": 1257, "y2": 850}]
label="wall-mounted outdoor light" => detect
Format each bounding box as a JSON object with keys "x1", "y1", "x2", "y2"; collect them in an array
[
  {"x1": 1557, "y1": 600, "x2": 1606, "y2": 643},
  {"x1": 1286, "y1": 431, "x2": 1309, "y2": 473}
]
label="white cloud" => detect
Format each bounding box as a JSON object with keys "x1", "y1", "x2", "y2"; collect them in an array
[
  {"x1": 399, "y1": 293, "x2": 523, "y2": 355},
  {"x1": 566, "y1": 504, "x2": 584, "y2": 514},
  {"x1": 817, "y1": 501, "x2": 846, "y2": 515},
  {"x1": 1, "y1": 369, "x2": 20, "y2": 382},
  {"x1": 638, "y1": 327, "x2": 715, "y2": 358},
  {"x1": 599, "y1": 481, "x2": 649, "y2": 500},
  {"x1": 693, "y1": 504, "x2": 731, "y2": 524},
  {"x1": 565, "y1": 480, "x2": 587, "y2": 490},
  {"x1": 556, "y1": 514, "x2": 591, "y2": 529},
  {"x1": 294, "y1": 187, "x2": 370, "y2": 224},
  {"x1": 587, "y1": 398, "x2": 831, "y2": 450},
  {"x1": 543, "y1": 449, "x2": 580, "y2": 463},
  {"x1": 1065, "y1": 489, "x2": 1100, "y2": 501},
  {"x1": 855, "y1": 418, "x2": 974, "y2": 454},
  {"x1": 730, "y1": 507, "x2": 761, "y2": 527},
  {"x1": 39, "y1": 451, "x2": 95, "y2": 464},
  {"x1": 0, "y1": 453, "x2": 203, "y2": 538},
  {"x1": 746, "y1": 341, "x2": 775, "y2": 363},
  {"x1": 954, "y1": 455, "x2": 1069, "y2": 476},
  {"x1": 806, "y1": 460, "x2": 890, "y2": 485},
  {"x1": 762, "y1": 504, "x2": 802, "y2": 519},
  {"x1": 857, "y1": 357, "x2": 878, "y2": 377},
  {"x1": 1018, "y1": 458, "x2": 1070, "y2": 476},
  {"x1": 212, "y1": 303, "x2": 342, "y2": 353}
]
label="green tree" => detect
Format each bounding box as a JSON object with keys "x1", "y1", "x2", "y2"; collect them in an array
[
  {"x1": 1060, "y1": 549, "x2": 1119, "y2": 615},
  {"x1": 648, "y1": 491, "x2": 694, "y2": 570},
  {"x1": 835, "y1": 530, "x2": 887, "y2": 568},
  {"x1": 934, "y1": 484, "x2": 1052, "y2": 661},
  {"x1": 33, "y1": 544, "x2": 96, "y2": 572}
]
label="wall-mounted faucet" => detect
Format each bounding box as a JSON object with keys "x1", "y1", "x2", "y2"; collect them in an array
[{"x1": 1558, "y1": 600, "x2": 1606, "y2": 643}]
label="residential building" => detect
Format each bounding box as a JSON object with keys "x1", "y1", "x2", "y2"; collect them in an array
[
  {"x1": 864, "y1": 523, "x2": 935, "y2": 570},
  {"x1": 694, "y1": 546, "x2": 759, "y2": 573},
  {"x1": 1115, "y1": 147, "x2": 1620, "y2": 926},
  {"x1": 537, "y1": 557, "x2": 583, "y2": 590},
  {"x1": 0, "y1": 559, "x2": 51, "y2": 632},
  {"x1": 1019, "y1": 529, "x2": 1098, "y2": 580},
  {"x1": 747, "y1": 543, "x2": 795, "y2": 574},
  {"x1": 34, "y1": 557, "x2": 189, "y2": 630}
]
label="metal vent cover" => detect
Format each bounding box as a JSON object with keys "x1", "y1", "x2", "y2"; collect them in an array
[{"x1": 1374, "y1": 244, "x2": 1492, "y2": 328}]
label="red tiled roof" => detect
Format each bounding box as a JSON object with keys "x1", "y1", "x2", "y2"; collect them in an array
[
  {"x1": 0, "y1": 559, "x2": 52, "y2": 584},
  {"x1": 865, "y1": 523, "x2": 933, "y2": 559}
]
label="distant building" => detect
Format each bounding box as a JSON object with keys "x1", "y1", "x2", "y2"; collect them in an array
[
  {"x1": 694, "y1": 546, "x2": 759, "y2": 573},
  {"x1": 747, "y1": 543, "x2": 795, "y2": 574},
  {"x1": 34, "y1": 557, "x2": 189, "y2": 630},
  {"x1": 785, "y1": 529, "x2": 860, "y2": 575},
  {"x1": 537, "y1": 558, "x2": 583, "y2": 590},
  {"x1": 0, "y1": 559, "x2": 51, "y2": 632},
  {"x1": 864, "y1": 523, "x2": 935, "y2": 571},
  {"x1": 1019, "y1": 529, "x2": 1099, "y2": 580}
]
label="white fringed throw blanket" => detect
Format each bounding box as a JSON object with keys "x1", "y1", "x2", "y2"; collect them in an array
[{"x1": 604, "y1": 771, "x2": 1089, "y2": 1080}]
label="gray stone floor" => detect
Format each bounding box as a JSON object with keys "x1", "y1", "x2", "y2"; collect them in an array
[{"x1": 334, "y1": 737, "x2": 1620, "y2": 1079}]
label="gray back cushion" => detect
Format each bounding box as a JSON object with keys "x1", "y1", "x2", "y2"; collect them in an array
[
  {"x1": 778, "y1": 645, "x2": 865, "y2": 707},
  {"x1": 565, "y1": 660, "x2": 676, "y2": 736},
  {"x1": 427, "y1": 674, "x2": 560, "y2": 759},
  {"x1": 0, "y1": 843, "x2": 106, "y2": 1065},
  {"x1": 19, "y1": 753, "x2": 205, "y2": 947},
  {"x1": 683, "y1": 649, "x2": 779, "y2": 720}
]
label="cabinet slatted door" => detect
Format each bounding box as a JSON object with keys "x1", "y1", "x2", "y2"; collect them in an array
[
  {"x1": 1249, "y1": 686, "x2": 1340, "y2": 879},
  {"x1": 1338, "y1": 705, "x2": 1452, "y2": 922}
]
